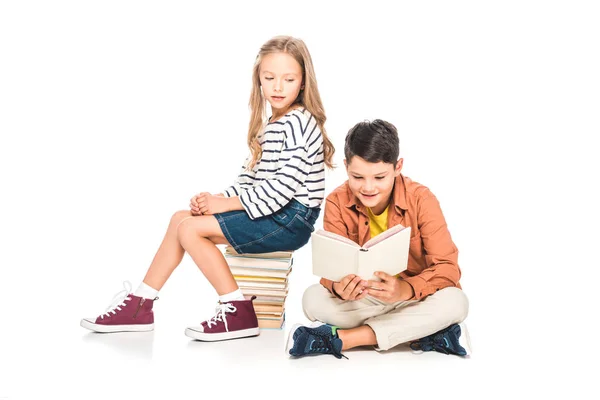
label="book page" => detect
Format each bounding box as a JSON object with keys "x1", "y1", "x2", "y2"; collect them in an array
[
  {"x1": 224, "y1": 245, "x2": 293, "y2": 259},
  {"x1": 363, "y1": 223, "x2": 408, "y2": 249},
  {"x1": 313, "y1": 229, "x2": 360, "y2": 247},
  {"x1": 224, "y1": 256, "x2": 291, "y2": 270},
  {"x1": 357, "y1": 226, "x2": 411, "y2": 280},
  {"x1": 311, "y1": 231, "x2": 359, "y2": 281}
]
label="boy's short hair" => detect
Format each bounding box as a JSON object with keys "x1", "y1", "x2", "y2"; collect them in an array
[{"x1": 344, "y1": 119, "x2": 399, "y2": 165}]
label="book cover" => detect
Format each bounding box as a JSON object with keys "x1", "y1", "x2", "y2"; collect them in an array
[
  {"x1": 252, "y1": 297, "x2": 286, "y2": 306},
  {"x1": 233, "y1": 275, "x2": 287, "y2": 283},
  {"x1": 256, "y1": 311, "x2": 284, "y2": 318},
  {"x1": 239, "y1": 287, "x2": 288, "y2": 297},
  {"x1": 224, "y1": 255, "x2": 293, "y2": 270},
  {"x1": 224, "y1": 246, "x2": 293, "y2": 259},
  {"x1": 257, "y1": 313, "x2": 285, "y2": 329},
  {"x1": 254, "y1": 303, "x2": 285, "y2": 313},
  {"x1": 247, "y1": 294, "x2": 287, "y2": 303},
  {"x1": 229, "y1": 267, "x2": 291, "y2": 279},
  {"x1": 237, "y1": 281, "x2": 288, "y2": 290},
  {"x1": 311, "y1": 224, "x2": 412, "y2": 281}
]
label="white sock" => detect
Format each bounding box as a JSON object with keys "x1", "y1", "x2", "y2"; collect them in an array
[
  {"x1": 219, "y1": 289, "x2": 245, "y2": 303},
  {"x1": 134, "y1": 282, "x2": 159, "y2": 299}
]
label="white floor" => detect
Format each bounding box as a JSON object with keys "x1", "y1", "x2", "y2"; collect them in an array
[{"x1": 0, "y1": 245, "x2": 586, "y2": 400}]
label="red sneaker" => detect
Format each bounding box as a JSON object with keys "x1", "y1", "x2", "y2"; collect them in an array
[
  {"x1": 185, "y1": 297, "x2": 259, "y2": 341},
  {"x1": 80, "y1": 281, "x2": 156, "y2": 333}
]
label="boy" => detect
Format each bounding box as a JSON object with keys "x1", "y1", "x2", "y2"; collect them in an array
[{"x1": 286, "y1": 120, "x2": 470, "y2": 359}]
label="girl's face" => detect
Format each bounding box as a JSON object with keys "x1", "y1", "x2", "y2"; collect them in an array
[
  {"x1": 259, "y1": 52, "x2": 303, "y2": 118},
  {"x1": 345, "y1": 156, "x2": 403, "y2": 215}
]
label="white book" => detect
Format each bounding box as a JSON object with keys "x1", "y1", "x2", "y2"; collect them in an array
[
  {"x1": 311, "y1": 224, "x2": 411, "y2": 281},
  {"x1": 224, "y1": 255, "x2": 293, "y2": 271},
  {"x1": 237, "y1": 281, "x2": 288, "y2": 290}
]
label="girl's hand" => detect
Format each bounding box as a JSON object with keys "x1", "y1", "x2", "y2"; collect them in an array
[
  {"x1": 190, "y1": 193, "x2": 203, "y2": 215},
  {"x1": 366, "y1": 272, "x2": 414, "y2": 303},
  {"x1": 196, "y1": 192, "x2": 229, "y2": 215},
  {"x1": 190, "y1": 193, "x2": 225, "y2": 215},
  {"x1": 332, "y1": 274, "x2": 369, "y2": 301}
]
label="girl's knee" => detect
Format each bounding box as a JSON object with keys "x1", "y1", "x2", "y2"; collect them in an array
[
  {"x1": 171, "y1": 210, "x2": 192, "y2": 225},
  {"x1": 176, "y1": 217, "x2": 197, "y2": 245}
]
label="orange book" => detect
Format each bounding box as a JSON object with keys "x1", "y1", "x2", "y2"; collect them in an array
[{"x1": 258, "y1": 313, "x2": 285, "y2": 329}]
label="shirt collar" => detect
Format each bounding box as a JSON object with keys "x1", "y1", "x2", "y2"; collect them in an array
[{"x1": 345, "y1": 174, "x2": 408, "y2": 214}]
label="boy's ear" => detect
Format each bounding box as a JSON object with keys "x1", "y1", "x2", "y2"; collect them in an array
[
  {"x1": 343, "y1": 159, "x2": 348, "y2": 169},
  {"x1": 395, "y1": 158, "x2": 404, "y2": 175}
]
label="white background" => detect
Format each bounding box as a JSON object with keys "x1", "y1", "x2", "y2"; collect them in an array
[{"x1": 1, "y1": 1, "x2": 599, "y2": 399}]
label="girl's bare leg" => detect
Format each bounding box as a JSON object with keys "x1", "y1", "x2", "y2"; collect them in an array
[
  {"x1": 141, "y1": 210, "x2": 194, "y2": 290},
  {"x1": 142, "y1": 210, "x2": 235, "y2": 292},
  {"x1": 175, "y1": 215, "x2": 238, "y2": 295}
]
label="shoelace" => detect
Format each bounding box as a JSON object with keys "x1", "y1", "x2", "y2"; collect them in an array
[
  {"x1": 206, "y1": 302, "x2": 237, "y2": 331},
  {"x1": 100, "y1": 281, "x2": 133, "y2": 319},
  {"x1": 410, "y1": 333, "x2": 451, "y2": 355},
  {"x1": 309, "y1": 331, "x2": 348, "y2": 359}
]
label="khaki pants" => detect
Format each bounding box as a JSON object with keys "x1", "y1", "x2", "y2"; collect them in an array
[{"x1": 302, "y1": 284, "x2": 469, "y2": 351}]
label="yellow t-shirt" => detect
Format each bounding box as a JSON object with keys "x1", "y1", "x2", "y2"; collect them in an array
[{"x1": 367, "y1": 205, "x2": 389, "y2": 238}]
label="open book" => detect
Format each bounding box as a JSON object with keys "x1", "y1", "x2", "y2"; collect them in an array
[{"x1": 311, "y1": 224, "x2": 411, "y2": 281}]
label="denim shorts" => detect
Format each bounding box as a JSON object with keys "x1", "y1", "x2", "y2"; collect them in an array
[{"x1": 214, "y1": 199, "x2": 320, "y2": 254}]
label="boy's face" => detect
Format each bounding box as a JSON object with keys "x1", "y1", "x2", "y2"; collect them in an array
[{"x1": 345, "y1": 156, "x2": 403, "y2": 215}]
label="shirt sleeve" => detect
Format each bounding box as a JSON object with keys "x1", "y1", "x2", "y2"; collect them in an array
[
  {"x1": 321, "y1": 193, "x2": 347, "y2": 289},
  {"x1": 323, "y1": 194, "x2": 350, "y2": 238},
  {"x1": 239, "y1": 114, "x2": 321, "y2": 219},
  {"x1": 222, "y1": 155, "x2": 253, "y2": 198},
  {"x1": 400, "y1": 190, "x2": 461, "y2": 300}
]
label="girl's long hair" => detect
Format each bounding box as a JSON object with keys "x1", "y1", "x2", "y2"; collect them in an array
[{"x1": 247, "y1": 36, "x2": 335, "y2": 170}]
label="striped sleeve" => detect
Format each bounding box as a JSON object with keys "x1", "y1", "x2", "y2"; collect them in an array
[
  {"x1": 222, "y1": 155, "x2": 254, "y2": 198},
  {"x1": 239, "y1": 114, "x2": 319, "y2": 219}
]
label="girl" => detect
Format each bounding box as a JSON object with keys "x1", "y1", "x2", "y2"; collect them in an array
[{"x1": 80, "y1": 36, "x2": 335, "y2": 341}]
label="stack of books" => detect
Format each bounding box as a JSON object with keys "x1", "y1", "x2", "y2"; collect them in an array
[{"x1": 223, "y1": 246, "x2": 293, "y2": 329}]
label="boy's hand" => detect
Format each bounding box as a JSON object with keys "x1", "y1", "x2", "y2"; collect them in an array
[
  {"x1": 332, "y1": 274, "x2": 369, "y2": 301},
  {"x1": 367, "y1": 272, "x2": 414, "y2": 303}
]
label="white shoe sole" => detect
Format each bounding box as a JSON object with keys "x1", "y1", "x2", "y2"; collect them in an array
[
  {"x1": 80, "y1": 318, "x2": 154, "y2": 333},
  {"x1": 285, "y1": 321, "x2": 324, "y2": 355},
  {"x1": 184, "y1": 326, "x2": 260, "y2": 341},
  {"x1": 459, "y1": 322, "x2": 473, "y2": 356}
]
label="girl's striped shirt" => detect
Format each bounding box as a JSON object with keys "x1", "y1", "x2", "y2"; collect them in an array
[{"x1": 223, "y1": 108, "x2": 325, "y2": 220}]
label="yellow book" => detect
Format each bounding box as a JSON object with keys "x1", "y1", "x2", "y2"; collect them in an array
[{"x1": 230, "y1": 267, "x2": 290, "y2": 279}]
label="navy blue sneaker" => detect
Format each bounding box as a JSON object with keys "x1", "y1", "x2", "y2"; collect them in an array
[
  {"x1": 286, "y1": 322, "x2": 347, "y2": 359},
  {"x1": 410, "y1": 323, "x2": 471, "y2": 356}
]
